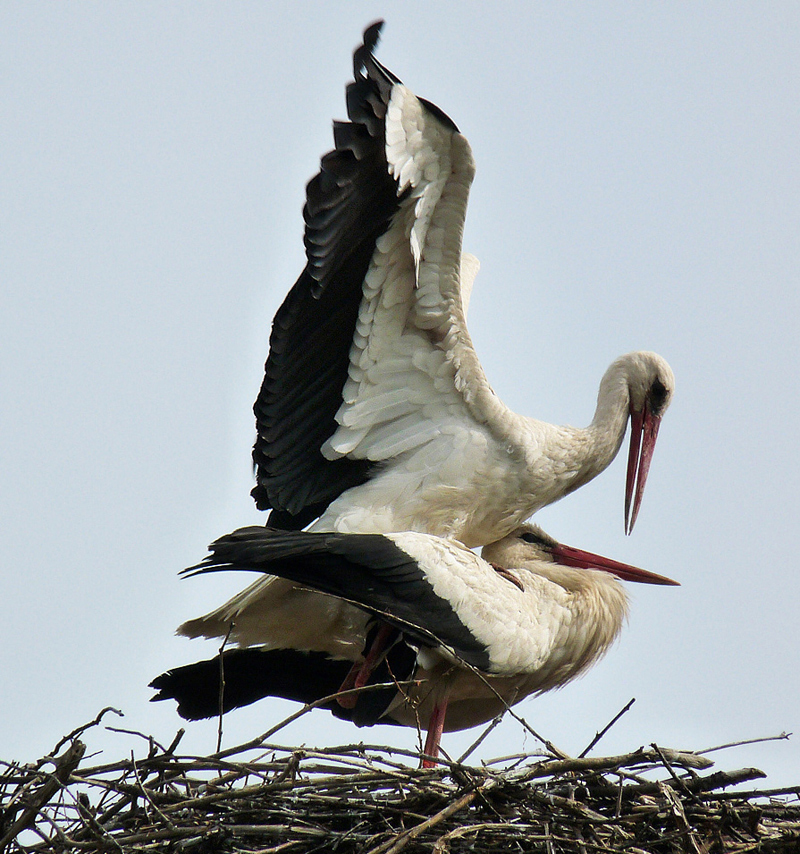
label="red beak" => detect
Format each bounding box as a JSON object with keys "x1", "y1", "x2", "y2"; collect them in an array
[
  {"x1": 552, "y1": 542, "x2": 679, "y2": 586},
  {"x1": 624, "y1": 404, "x2": 662, "y2": 535}
]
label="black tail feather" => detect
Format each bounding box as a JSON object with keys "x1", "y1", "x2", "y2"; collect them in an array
[{"x1": 150, "y1": 645, "x2": 416, "y2": 726}]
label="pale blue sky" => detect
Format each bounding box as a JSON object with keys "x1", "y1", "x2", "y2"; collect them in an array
[{"x1": 2, "y1": 2, "x2": 798, "y2": 786}]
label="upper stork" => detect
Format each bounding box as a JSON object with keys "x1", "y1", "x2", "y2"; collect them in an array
[{"x1": 253, "y1": 22, "x2": 674, "y2": 545}]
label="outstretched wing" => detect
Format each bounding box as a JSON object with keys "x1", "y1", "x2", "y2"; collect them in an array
[{"x1": 252, "y1": 22, "x2": 505, "y2": 530}]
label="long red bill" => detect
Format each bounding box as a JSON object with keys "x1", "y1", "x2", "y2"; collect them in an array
[
  {"x1": 624, "y1": 406, "x2": 662, "y2": 535},
  {"x1": 552, "y1": 542, "x2": 679, "y2": 586}
]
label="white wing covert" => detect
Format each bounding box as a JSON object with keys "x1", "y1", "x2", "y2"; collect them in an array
[{"x1": 322, "y1": 83, "x2": 482, "y2": 464}]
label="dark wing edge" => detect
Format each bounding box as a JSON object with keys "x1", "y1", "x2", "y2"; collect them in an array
[
  {"x1": 251, "y1": 22, "x2": 403, "y2": 526},
  {"x1": 184, "y1": 527, "x2": 492, "y2": 670}
]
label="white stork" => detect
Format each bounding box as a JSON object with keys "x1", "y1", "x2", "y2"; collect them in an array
[
  {"x1": 253, "y1": 21, "x2": 675, "y2": 545},
  {"x1": 152, "y1": 525, "x2": 677, "y2": 766}
]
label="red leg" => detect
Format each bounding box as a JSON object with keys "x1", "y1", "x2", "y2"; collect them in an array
[
  {"x1": 336, "y1": 622, "x2": 396, "y2": 709},
  {"x1": 336, "y1": 661, "x2": 361, "y2": 709},
  {"x1": 421, "y1": 697, "x2": 449, "y2": 768}
]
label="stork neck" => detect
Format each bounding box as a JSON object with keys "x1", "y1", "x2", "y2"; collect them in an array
[
  {"x1": 519, "y1": 367, "x2": 631, "y2": 506},
  {"x1": 583, "y1": 365, "x2": 633, "y2": 477}
]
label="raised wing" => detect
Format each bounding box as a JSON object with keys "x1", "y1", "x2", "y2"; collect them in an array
[{"x1": 252, "y1": 22, "x2": 505, "y2": 532}]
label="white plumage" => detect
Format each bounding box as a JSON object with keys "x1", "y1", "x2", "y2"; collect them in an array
[
  {"x1": 252, "y1": 23, "x2": 675, "y2": 545},
  {"x1": 153, "y1": 24, "x2": 679, "y2": 767}
]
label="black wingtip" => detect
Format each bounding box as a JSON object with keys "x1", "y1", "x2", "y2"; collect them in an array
[
  {"x1": 354, "y1": 20, "x2": 384, "y2": 78},
  {"x1": 364, "y1": 19, "x2": 384, "y2": 49}
]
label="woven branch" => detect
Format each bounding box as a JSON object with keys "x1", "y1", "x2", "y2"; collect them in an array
[{"x1": 1, "y1": 712, "x2": 799, "y2": 853}]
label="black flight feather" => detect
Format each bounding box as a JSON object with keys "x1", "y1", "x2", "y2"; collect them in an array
[{"x1": 184, "y1": 527, "x2": 492, "y2": 671}]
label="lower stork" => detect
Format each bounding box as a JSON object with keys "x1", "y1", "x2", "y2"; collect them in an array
[{"x1": 151, "y1": 525, "x2": 677, "y2": 765}]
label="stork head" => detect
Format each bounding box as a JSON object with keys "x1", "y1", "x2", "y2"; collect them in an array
[
  {"x1": 483, "y1": 524, "x2": 678, "y2": 586},
  {"x1": 622, "y1": 352, "x2": 674, "y2": 535}
]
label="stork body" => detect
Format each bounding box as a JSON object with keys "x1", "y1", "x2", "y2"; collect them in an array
[
  {"x1": 254, "y1": 23, "x2": 674, "y2": 544},
  {"x1": 153, "y1": 526, "x2": 677, "y2": 764}
]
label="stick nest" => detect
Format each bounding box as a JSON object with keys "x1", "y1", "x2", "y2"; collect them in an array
[{"x1": 2, "y1": 709, "x2": 799, "y2": 853}]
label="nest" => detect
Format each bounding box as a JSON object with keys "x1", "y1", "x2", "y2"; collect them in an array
[{"x1": 2, "y1": 707, "x2": 800, "y2": 853}]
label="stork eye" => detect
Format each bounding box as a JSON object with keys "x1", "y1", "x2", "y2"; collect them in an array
[
  {"x1": 648, "y1": 377, "x2": 669, "y2": 412},
  {"x1": 519, "y1": 531, "x2": 546, "y2": 545}
]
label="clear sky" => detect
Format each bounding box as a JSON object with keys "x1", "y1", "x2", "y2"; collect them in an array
[{"x1": 2, "y1": 2, "x2": 798, "y2": 786}]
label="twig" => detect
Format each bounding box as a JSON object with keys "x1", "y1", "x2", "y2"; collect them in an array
[
  {"x1": 211, "y1": 680, "x2": 419, "y2": 760},
  {"x1": 529, "y1": 789, "x2": 608, "y2": 822},
  {"x1": 589, "y1": 766, "x2": 767, "y2": 799},
  {"x1": 216, "y1": 623, "x2": 235, "y2": 754},
  {"x1": 129, "y1": 750, "x2": 175, "y2": 831},
  {"x1": 579, "y1": 698, "x2": 635, "y2": 758},
  {"x1": 457, "y1": 712, "x2": 505, "y2": 765},
  {"x1": 104, "y1": 727, "x2": 170, "y2": 755},
  {"x1": 651, "y1": 742, "x2": 698, "y2": 800},
  {"x1": 49, "y1": 708, "x2": 122, "y2": 761},
  {"x1": 165, "y1": 729, "x2": 185, "y2": 756},
  {"x1": 696, "y1": 732, "x2": 792, "y2": 755},
  {"x1": 515, "y1": 747, "x2": 712, "y2": 782},
  {"x1": 701, "y1": 784, "x2": 800, "y2": 801}
]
